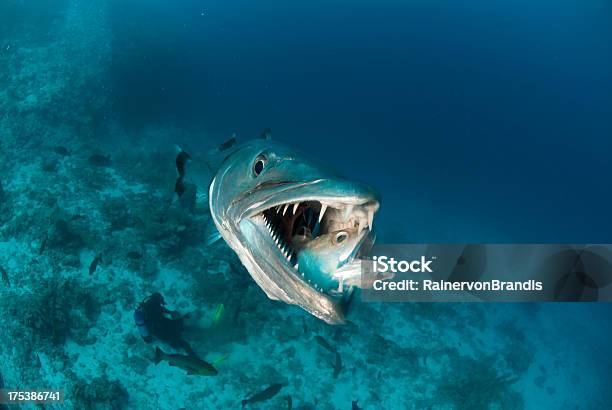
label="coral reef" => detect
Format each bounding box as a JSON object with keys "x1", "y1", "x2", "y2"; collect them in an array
[
  {"x1": 71, "y1": 376, "x2": 129, "y2": 410},
  {"x1": 2, "y1": 276, "x2": 99, "y2": 348}
]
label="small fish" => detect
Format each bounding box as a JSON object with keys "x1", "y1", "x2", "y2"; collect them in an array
[
  {"x1": 242, "y1": 383, "x2": 285, "y2": 408},
  {"x1": 352, "y1": 400, "x2": 362, "y2": 410},
  {"x1": 331, "y1": 351, "x2": 343, "y2": 379},
  {"x1": 314, "y1": 335, "x2": 336, "y2": 353},
  {"x1": 126, "y1": 251, "x2": 143, "y2": 260},
  {"x1": 218, "y1": 135, "x2": 237, "y2": 151},
  {"x1": 88, "y1": 154, "x2": 112, "y2": 167},
  {"x1": 89, "y1": 253, "x2": 102, "y2": 275},
  {"x1": 232, "y1": 299, "x2": 243, "y2": 324},
  {"x1": 70, "y1": 214, "x2": 86, "y2": 221},
  {"x1": 175, "y1": 147, "x2": 191, "y2": 178},
  {"x1": 211, "y1": 303, "x2": 225, "y2": 325},
  {"x1": 154, "y1": 347, "x2": 218, "y2": 376},
  {"x1": 39, "y1": 234, "x2": 48, "y2": 255},
  {"x1": 52, "y1": 146, "x2": 71, "y2": 156},
  {"x1": 0, "y1": 266, "x2": 9, "y2": 287},
  {"x1": 174, "y1": 146, "x2": 191, "y2": 197},
  {"x1": 302, "y1": 317, "x2": 308, "y2": 334}
]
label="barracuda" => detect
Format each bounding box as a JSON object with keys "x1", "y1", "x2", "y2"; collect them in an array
[{"x1": 208, "y1": 139, "x2": 380, "y2": 324}]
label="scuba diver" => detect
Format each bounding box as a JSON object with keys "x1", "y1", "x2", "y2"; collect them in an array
[{"x1": 134, "y1": 292, "x2": 198, "y2": 358}]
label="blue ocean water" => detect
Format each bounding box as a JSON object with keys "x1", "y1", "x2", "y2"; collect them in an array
[
  {"x1": 1, "y1": 0, "x2": 611, "y2": 409},
  {"x1": 109, "y1": 0, "x2": 612, "y2": 243}
]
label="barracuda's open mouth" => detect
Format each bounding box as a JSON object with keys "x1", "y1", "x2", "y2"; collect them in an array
[
  {"x1": 208, "y1": 139, "x2": 381, "y2": 323},
  {"x1": 250, "y1": 198, "x2": 379, "y2": 293}
]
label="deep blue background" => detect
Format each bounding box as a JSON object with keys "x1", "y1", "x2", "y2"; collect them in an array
[{"x1": 109, "y1": 0, "x2": 612, "y2": 243}]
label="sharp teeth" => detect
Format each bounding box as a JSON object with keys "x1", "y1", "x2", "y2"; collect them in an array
[
  {"x1": 318, "y1": 204, "x2": 328, "y2": 223},
  {"x1": 343, "y1": 205, "x2": 353, "y2": 222},
  {"x1": 368, "y1": 210, "x2": 374, "y2": 230},
  {"x1": 294, "y1": 263, "x2": 299, "y2": 270},
  {"x1": 358, "y1": 219, "x2": 366, "y2": 235},
  {"x1": 293, "y1": 202, "x2": 299, "y2": 214},
  {"x1": 283, "y1": 204, "x2": 289, "y2": 215},
  {"x1": 276, "y1": 205, "x2": 281, "y2": 213}
]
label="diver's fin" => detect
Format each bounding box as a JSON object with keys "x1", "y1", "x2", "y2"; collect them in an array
[
  {"x1": 260, "y1": 128, "x2": 272, "y2": 140},
  {"x1": 154, "y1": 347, "x2": 164, "y2": 365}
]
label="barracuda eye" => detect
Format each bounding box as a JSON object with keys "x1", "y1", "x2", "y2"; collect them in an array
[
  {"x1": 334, "y1": 231, "x2": 348, "y2": 244},
  {"x1": 253, "y1": 155, "x2": 267, "y2": 177}
]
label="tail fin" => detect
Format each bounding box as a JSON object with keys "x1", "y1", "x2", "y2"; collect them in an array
[
  {"x1": 154, "y1": 347, "x2": 164, "y2": 365},
  {"x1": 212, "y1": 353, "x2": 229, "y2": 367},
  {"x1": 241, "y1": 400, "x2": 247, "y2": 408}
]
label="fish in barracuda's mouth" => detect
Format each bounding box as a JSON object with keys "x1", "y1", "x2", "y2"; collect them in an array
[{"x1": 208, "y1": 139, "x2": 380, "y2": 324}]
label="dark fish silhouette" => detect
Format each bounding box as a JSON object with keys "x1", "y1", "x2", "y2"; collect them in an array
[
  {"x1": 175, "y1": 148, "x2": 191, "y2": 177},
  {"x1": 39, "y1": 234, "x2": 48, "y2": 255},
  {"x1": 174, "y1": 147, "x2": 191, "y2": 197},
  {"x1": 88, "y1": 154, "x2": 111, "y2": 167},
  {"x1": 285, "y1": 395, "x2": 292, "y2": 410},
  {"x1": 352, "y1": 400, "x2": 362, "y2": 410},
  {"x1": 315, "y1": 335, "x2": 336, "y2": 353},
  {"x1": 53, "y1": 146, "x2": 70, "y2": 156},
  {"x1": 0, "y1": 266, "x2": 9, "y2": 287},
  {"x1": 331, "y1": 351, "x2": 343, "y2": 379},
  {"x1": 218, "y1": 136, "x2": 237, "y2": 151},
  {"x1": 174, "y1": 176, "x2": 187, "y2": 197},
  {"x1": 241, "y1": 383, "x2": 285, "y2": 408},
  {"x1": 127, "y1": 251, "x2": 143, "y2": 260},
  {"x1": 89, "y1": 253, "x2": 102, "y2": 275},
  {"x1": 154, "y1": 347, "x2": 217, "y2": 376}
]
